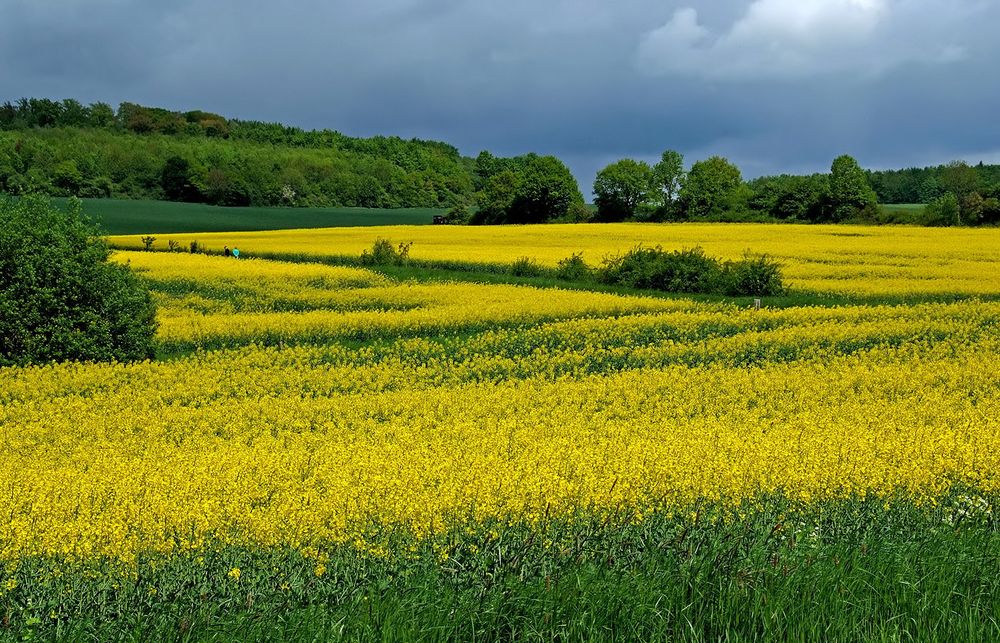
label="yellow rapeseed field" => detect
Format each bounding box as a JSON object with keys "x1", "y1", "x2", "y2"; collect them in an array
[
  {"x1": 110, "y1": 223, "x2": 1000, "y2": 296},
  {"x1": 2, "y1": 247, "x2": 999, "y2": 565},
  {"x1": 119, "y1": 252, "x2": 690, "y2": 350}
]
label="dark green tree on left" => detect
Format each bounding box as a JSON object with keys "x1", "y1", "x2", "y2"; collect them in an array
[{"x1": 0, "y1": 196, "x2": 157, "y2": 366}]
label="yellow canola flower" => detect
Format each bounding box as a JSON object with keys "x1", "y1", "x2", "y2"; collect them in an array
[
  {"x1": 110, "y1": 223, "x2": 1000, "y2": 296},
  {"x1": 1, "y1": 336, "x2": 998, "y2": 563},
  {"x1": 0, "y1": 242, "x2": 997, "y2": 566},
  {"x1": 113, "y1": 251, "x2": 691, "y2": 348}
]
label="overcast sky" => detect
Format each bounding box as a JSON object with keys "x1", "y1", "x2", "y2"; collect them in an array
[{"x1": 2, "y1": 0, "x2": 999, "y2": 188}]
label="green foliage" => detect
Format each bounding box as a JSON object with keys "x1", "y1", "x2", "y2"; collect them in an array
[
  {"x1": 440, "y1": 204, "x2": 472, "y2": 224},
  {"x1": 554, "y1": 253, "x2": 592, "y2": 281},
  {"x1": 160, "y1": 156, "x2": 201, "y2": 202},
  {"x1": 553, "y1": 201, "x2": 594, "y2": 223},
  {"x1": 360, "y1": 239, "x2": 412, "y2": 266},
  {"x1": 0, "y1": 99, "x2": 475, "y2": 209},
  {"x1": 829, "y1": 155, "x2": 879, "y2": 221},
  {"x1": 980, "y1": 197, "x2": 1000, "y2": 225},
  {"x1": 961, "y1": 192, "x2": 985, "y2": 224},
  {"x1": 924, "y1": 192, "x2": 962, "y2": 226},
  {"x1": 52, "y1": 159, "x2": 83, "y2": 194},
  {"x1": 652, "y1": 149, "x2": 685, "y2": 208},
  {"x1": 508, "y1": 256, "x2": 546, "y2": 277},
  {"x1": 867, "y1": 161, "x2": 1000, "y2": 205},
  {"x1": 62, "y1": 198, "x2": 442, "y2": 235},
  {"x1": 473, "y1": 154, "x2": 583, "y2": 224},
  {"x1": 4, "y1": 497, "x2": 999, "y2": 642},
  {"x1": 0, "y1": 196, "x2": 157, "y2": 366},
  {"x1": 511, "y1": 155, "x2": 583, "y2": 224},
  {"x1": 472, "y1": 170, "x2": 520, "y2": 224},
  {"x1": 598, "y1": 245, "x2": 784, "y2": 296},
  {"x1": 941, "y1": 160, "x2": 980, "y2": 199},
  {"x1": 599, "y1": 246, "x2": 723, "y2": 294},
  {"x1": 722, "y1": 252, "x2": 785, "y2": 296},
  {"x1": 748, "y1": 173, "x2": 829, "y2": 221},
  {"x1": 593, "y1": 159, "x2": 654, "y2": 221},
  {"x1": 678, "y1": 156, "x2": 746, "y2": 219}
]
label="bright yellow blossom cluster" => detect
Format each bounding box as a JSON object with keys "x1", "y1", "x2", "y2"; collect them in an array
[
  {"x1": 110, "y1": 223, "x2": 1000, "y2": 296},
  {"x1": 116, "y1": 251, "x2": 690, "y2": 350},
  {"x1": 1, "y1": 250, "x2": 998, "y2": 564}
]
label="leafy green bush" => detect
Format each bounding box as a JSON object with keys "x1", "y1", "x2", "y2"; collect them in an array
[
  {"x1": 555, "y1": 253, "x2": 592, "y2": 281},
  {"x1": 0, "y1": 196, "x2": 157, "y2": 366},
  {"x1": 555, "y1": 202, "x2": 594, "y2": 224},
  {"x1": 598, "y1": 246, "x2": 785, "y2": 296},
  {"x1": 360, "y1": 239, "x2": 412, "y2": 266},
  {"x1": 509, "y1": 257, "x2": 546, "y2": 277},
  {"x1": 722, "y1": 252, "x2": 784, "y2": 296},
  {"x1": 440, "y1": 204, "x2": 471, "y2": 224},
  {"x1": 923, "y1": 193, "x2": 962, "y2": 226},
  {"x1": 599, "y1": 246, "x2": 723, "y2": 293}
]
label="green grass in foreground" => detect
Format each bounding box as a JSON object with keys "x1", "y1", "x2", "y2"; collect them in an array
[
  {"x1": 54, "y1": 198, "x2": 444, "y2": 235},
  {"x1": 2, "y1": 496, "x2": 997, "y2": 641}
]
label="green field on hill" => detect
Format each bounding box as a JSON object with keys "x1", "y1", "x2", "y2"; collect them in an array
[{"x1": 57, "y1": 198, "x2": 444, "y2": 235}]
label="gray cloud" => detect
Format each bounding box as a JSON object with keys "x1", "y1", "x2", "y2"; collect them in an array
[
  {"x1": 2, "y1": 0, "x2": 999, "y2": 190},
  {"x1": 637, "y1": 0, "x2": 973, "y2": 81}
]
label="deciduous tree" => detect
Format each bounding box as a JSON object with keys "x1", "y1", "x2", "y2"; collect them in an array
[
  {"x1": 678, "y1": 156, "x2": 745, "y2": 218},
  {"x1": 593, "y1": 159, "x2": 653, "y2": 221}
]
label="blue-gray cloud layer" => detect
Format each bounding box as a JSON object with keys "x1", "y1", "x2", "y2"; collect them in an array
[{"x1": 2, "y1": 0, "x2": 998, "y2": 187}]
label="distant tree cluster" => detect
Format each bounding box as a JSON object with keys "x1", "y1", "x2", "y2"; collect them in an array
[
  {"x1": 0, "y1": 98, "x2": 474, "y2": 208},
  {"x1": 0, "y1": 98, "x2": 227, "y2": 137},
  {"x1": 867, "y1": 161, "x2": 1000, "y2": 202},
  {"x1": 592, "y1": 152, "x2": 880, "y2": 224},
  {"x1": 469, "y1": 152, "x2": 584, "y2": 224},
  {"x1": 3, "y1": 97, "x2": 1000, "y2": 226},
  {"x1": 868, "y1": 160, "x2": 1000, "y2": 226}
]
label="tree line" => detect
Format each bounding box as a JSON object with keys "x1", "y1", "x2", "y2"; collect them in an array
[
  {"x1": 585, "y1": 152, "x2": 1000, "y2": 226},
  {"x1": 589, "y1": 152, "x2": 882, "y2": 224},
  {"x1": 867, "y1": 162, "x2": 1000, "y2": 204},
  {"x1": 0, "y1": 98, "x2": 473, "y2": 208},
  {"x1": 2, "y1": 98, "x2": 999, "y2": 226}
]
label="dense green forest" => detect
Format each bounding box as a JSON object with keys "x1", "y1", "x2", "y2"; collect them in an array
[
  {"x1": 3, "y1": 98, "x2": 1000, "y2": 226},
  {"x1": 590, "y1": 151, "x2": 1000, "y2": 226},
  {"x1": 0, "y1": 98, "x2": 473, "y2": 209},
  {"x1": 867, "y1": 163, "x2": 1000, "y2": 204}
]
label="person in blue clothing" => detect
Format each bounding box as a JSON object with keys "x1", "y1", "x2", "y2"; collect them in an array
[{"x1": 232, "y1": 247, "x2": 240, "y2": 258}]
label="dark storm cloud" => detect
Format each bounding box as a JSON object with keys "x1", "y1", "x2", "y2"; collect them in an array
[{"x1": 2, "y1": 0, "x2": 999, "y2": 188}]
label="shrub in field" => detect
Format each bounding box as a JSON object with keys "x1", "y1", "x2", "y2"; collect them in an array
[
  {"x1": 141, "y1": 235, "x2": 156, "y2": 251},
  {"x1": 440, "y1": 204, "x2": 471, "y2": 224},
  {"x1": 360, "y1": 238, "x2": 412, "y2": 266},
  {"x1": 0, "y1": 195, "x2": 157, "y2": 366},
  {"x1": 599, "y1": 246, "x2": 723, "y2": 293},
  {"x1": 722, "y1": 252, "x2": 784, "y2": 296},
  {"x1": 189, "y1": 240, "x2": 204, "y2": 254},
  {"x1": 555, "y1": 252, "x2": 592, "y2": 281},
  {"x1": 554, "y1": 201, "x2": 594, "y2": 223},
  {"x1": 509, "y1": 256, "x2": 546, "y2": 277},
  {"x1": 923, "y1": 193, "x2": 962, "y2": 226}
]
